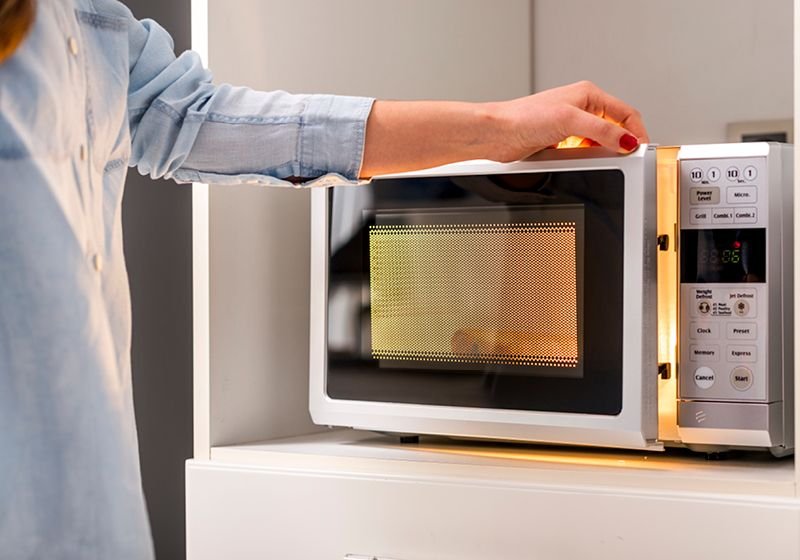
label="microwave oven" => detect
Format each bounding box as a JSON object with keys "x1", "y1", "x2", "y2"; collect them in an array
[{"x1": 309, "y1": 142, "x2": 794, "y2": 456}]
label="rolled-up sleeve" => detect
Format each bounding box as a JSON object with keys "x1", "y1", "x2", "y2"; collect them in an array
[{"x1": 124, "y1": 15, "x2": 374, "y2": 186}]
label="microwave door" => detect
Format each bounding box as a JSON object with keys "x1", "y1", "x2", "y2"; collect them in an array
[{"x1": 311, "y1": 148, "x2": 660, "y2": 450}]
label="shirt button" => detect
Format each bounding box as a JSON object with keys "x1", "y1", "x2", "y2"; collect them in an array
[
  {"x1": 68, "y1": 36, "x2": 79, "y2": 56},
  {"x1": 92, "y1": 253, "x2": 103, "y2": 273},
  {"x1": 79, "y1": 144, "x2": 87, "y2": 161}
]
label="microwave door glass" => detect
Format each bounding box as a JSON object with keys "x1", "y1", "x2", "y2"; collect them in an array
[
  {"x1": 369, "y1": 207, "x2": 585, "y2": 379},
  {"x1": 326, "y1": 170, "x2": 626, "y2": 415}
]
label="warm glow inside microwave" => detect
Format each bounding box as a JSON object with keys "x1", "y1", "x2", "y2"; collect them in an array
[{"x1": 309, "y1": 143, "x2": 794, "y2": 456}]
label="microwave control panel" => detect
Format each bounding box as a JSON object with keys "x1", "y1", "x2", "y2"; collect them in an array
[{"x1": 678, "y1": 155, "x2": 769, "y2": 403}]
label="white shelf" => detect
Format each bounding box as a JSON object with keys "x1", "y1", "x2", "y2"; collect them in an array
[{"x1": 210, "y1": 429, "x2": 796, "y2": 500}]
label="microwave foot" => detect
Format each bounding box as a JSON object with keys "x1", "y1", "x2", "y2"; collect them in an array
[
  {"x1": 769, "y1": 445, "x2": 793, "y2": 458},
  {"x1": 374, "y1": 431, "x2": 421, "y2": 444},
  {"x1": 704, "y1": 451, "x2": 727, "y2": 461}
]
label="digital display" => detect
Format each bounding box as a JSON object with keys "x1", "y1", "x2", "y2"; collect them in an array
[{"x1": 681, "y1": 229, "x2": 766, "y2": 283}]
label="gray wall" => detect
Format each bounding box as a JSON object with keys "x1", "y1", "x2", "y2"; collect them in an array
[
  {"x1": 532, "y1": 0, "x2": 793, "y2": 145},
  {"x1": 122, "y1": 1, "x2": 193, "y2": 559}
]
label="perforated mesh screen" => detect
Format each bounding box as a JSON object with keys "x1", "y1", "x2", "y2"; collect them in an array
[{"x1": 369, "y1": 222, "x2": 579, "y2": 368}]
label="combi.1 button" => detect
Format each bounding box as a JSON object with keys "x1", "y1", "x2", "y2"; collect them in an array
[
  {"x1": 731, "y1": 366, "x2": 753, "y2": 391},
  {"x1": 694, "y1": 366, "x2": 715, "y2": 389}
]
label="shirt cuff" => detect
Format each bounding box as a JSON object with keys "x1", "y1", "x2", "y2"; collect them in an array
[{"x1": 298, "y1": 95, "x2": 375, "y2": 181}]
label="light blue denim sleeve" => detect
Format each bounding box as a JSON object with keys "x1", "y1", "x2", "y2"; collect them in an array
[{"x1": 123, "y1": 14, "x2": 374, "y2": 186}]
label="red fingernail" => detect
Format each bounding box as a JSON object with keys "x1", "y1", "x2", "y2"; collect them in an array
[{"x1": 620, "y1": 133, "x2": 639, "y2": 152}]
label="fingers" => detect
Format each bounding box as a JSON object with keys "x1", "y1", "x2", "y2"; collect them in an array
[
  {"x1": 572, "y1": 81, "x2": 650, "y2": 143},
  {"x1": 564, "y1": 106, "x2": 641, "y2": 153}
]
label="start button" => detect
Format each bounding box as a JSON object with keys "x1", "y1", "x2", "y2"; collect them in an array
[{"x1": 730, "y1": 367, "x2": 754, "y2": 391}]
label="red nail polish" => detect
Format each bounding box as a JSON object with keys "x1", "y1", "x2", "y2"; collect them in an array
[{"x1": 620, "y1": 133, "x2": 639, "y2": 151}]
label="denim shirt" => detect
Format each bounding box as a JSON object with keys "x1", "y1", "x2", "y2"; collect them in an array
[{"x1": 0, "y1": 0, "x2": 373, "y2": 558}]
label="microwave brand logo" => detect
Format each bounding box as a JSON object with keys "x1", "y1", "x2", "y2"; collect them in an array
[{"x1": 368, "y1": 222, "x2": 580, "y2": 368}]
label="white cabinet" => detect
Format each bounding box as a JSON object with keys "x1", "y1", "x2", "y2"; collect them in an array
[
  {"x1": 187, "y1": 1, "x2": 800, "y2": 558},
  {"x1": 187, "y1": 432, "x2": 800, "y2": 559}
]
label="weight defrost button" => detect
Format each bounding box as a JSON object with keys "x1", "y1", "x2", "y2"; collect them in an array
[
  {"x1": 694, "y1": 366, "x2": 716, "y2": 389},
  {"x1": 730, "y1": 367, "x2": 753, "y2": 391},
  {"x1": 698, "y1": 301, "x2": 711, "y2": 315}
]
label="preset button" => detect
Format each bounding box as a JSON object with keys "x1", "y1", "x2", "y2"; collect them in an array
[{"x1": 727, "y1": 323, "x2": 757, "y2": 340}]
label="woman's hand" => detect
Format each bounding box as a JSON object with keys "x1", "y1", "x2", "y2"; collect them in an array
[
  {"x1": 360, "y1": 80, "x2": 649, "y2": 178},
  {"x1": 484, "y1": 80, "x2": 650, "y2": 162}
]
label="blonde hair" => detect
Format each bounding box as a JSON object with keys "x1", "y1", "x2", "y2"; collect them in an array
[{"x1": 0, "y1": 0, "x2": 35, "y2": 63}]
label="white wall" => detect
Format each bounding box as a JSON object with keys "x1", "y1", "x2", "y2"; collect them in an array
[
  {"x1": 206, "y1": 0, "x2": 532, "y2": 447},
  {"x1": 533, "y1": 0, "x2": 793, "y2": 145}
]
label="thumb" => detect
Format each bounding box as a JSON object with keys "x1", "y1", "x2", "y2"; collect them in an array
[{"x1": 564, "y1": 107, "x2": 641, "y2": 153}]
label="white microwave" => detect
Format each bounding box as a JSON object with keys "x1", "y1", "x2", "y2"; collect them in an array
[{"x1": 309, "y1": 143, "x2": 794, "y2": 457}]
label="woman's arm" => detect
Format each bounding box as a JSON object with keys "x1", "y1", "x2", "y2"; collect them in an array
[{"x1": 360, "y1": 81, "x2": 649, "y2": 178}]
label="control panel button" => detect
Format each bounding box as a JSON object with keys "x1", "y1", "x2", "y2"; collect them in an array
[
  {"x1": 727, "y1": 186, "x2": 757, "y2": 204},
  {"x1": 728, "y1": 345, "x2": 757, "y2": 363},
  {"x1": 727, "y1": 322, "x2": 757, "y2": 340},
  {"x1": 690, "y1": 322, "x2": 719, "y2": 339},
  {"x1": 711, "y1": 208, "x2": 734, "y2": 224},
  {"x1": 726, "y1": 166, "x2": 740, "y2": 182},
  {"x1": 707, "y1": 167, "x2": 721, "y2": 182},
  {"x1": 734, "y1": 208, "x2": 757, "y2": 224},
  {"x1": 690, "y1": 187, "x2": 720, "y2": 205},
  {"x1": 743, "y1": 165, "x2": 757, "y2": 181},
  {"x1": 694, "y1": 366, "x2": 716, "y2": 389},
  {"x1": 730, "y1": 366, "x2": 754, "y2": 391},
  {"x1": 690, "y1": 209, "x2": 711, "y2": 225},
  {"x1": 690, "y1": 345, "x2": 719, "y2": 362},
  {"x1": 697, "y1": 301, "x2": 711, "y2": 315},
  {"x1": 733, "y1": 299, "x2": 751, "y2": 317},
  {"x1": 689, "y1": 168, "x2": 703, "y2": 183}
]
